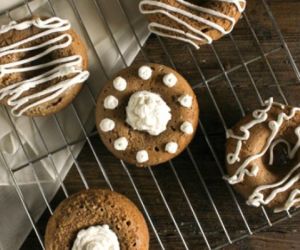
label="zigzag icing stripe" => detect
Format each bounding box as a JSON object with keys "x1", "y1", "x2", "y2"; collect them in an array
[
  {"x1": 225, "y1": 98, "x2": 300, "y2": 212},
  {"x1": 0, "y1": 17, "x2": 89, "y2": 116},
  {"x1": 139, "y1": 0, "x2": 246, "y2": 49}
]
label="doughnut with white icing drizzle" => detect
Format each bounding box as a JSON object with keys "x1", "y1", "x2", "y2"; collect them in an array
[
  {"x1": 0, "y1": 16, "x2": 89, "y2": 116},
  {"x1": 139, "y1": 0, "x2": 246, "y2": 49},
  {"x1": 225, "y1": 98, "x2": 300, "y2": 213}
]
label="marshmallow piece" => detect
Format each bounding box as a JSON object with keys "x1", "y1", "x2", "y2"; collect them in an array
[
  {"x1": 114, "y1": 137, "x2": 128, "y2": 151},
  {"x1": 178, "y1": 95, "x2": 193, "y2": 108},
  {"x1": 163, "y1": 73, "x2": 177, "y2": 87},
  {"x1": 113, "y1": 76, "x2": 127, "y2": 91},
  {"x1": 104, "y1": 95, "x2": 118, "y2": 110},
  {"x1": 136, "y1": 150, "x2": 149, "y2": 163},
  {"x1": 180, "y1": 121, "x2": 194, "y2": 135},
  {"x1": 165, "y1": 142, "x2": 178, "y2": 154},
  {"x1": 100, "y1": 118, "x2": 115, "y2": 132},
  {"x1": 138, "y1": 65, "x2": 152, "y2": 80}
]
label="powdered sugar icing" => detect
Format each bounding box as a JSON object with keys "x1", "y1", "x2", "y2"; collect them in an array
[{"x1": 72, "y1": 225, "x2": 120, "y2": 250}]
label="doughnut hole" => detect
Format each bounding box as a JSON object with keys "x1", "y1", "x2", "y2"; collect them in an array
[{"x1": 264, "y1": 142, "x2": 290, "y2": 174}]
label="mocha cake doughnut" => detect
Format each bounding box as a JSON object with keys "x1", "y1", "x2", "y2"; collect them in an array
[
  {"x1": 96, "y1": 63, "x2": 199, "y2": 167},
  {"x1": 139, "y1": 0, "x2": 246, "y2": 49},
  {"x1": 0, "y1": 16, "x2": 89, "y2": 116},
  {"x1": 224, "y1": 98, "x2": 300, "y2": 213},
  {"x1": 45, "y1": 189, "x2": 149, "y2": 250}
]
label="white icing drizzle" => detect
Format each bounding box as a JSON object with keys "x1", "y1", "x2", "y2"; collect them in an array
[
  {"x1": 226, "y1": 98, "x2": 274, "y2": 166},
  {"x1": 224, "y1": 98, "x2": 300, "y2": 185},
  {"x1": 247, "y1": 162, "x2": 300, "y2": 213},
  {"x1": 274, "y1": 189, "x2": 300, "y2": 213},
  {"x1": 139, "y1": 0, "x2": 246, "y2": 49},
  {"x1": 225, "y1": 98, "x2": 300, "y2": 212},
  {"x1": 0, "y1": 17, "x2": 89, "y2": 116}
]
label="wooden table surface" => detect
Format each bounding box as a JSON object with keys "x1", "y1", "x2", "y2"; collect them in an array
[{"x1": 22, "y1": 0, "x2": 300, "y2": 249}]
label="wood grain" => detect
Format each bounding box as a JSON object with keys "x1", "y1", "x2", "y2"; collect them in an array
[{"x1": 22, "y1": 0, "x2": 300, "y2": 249}]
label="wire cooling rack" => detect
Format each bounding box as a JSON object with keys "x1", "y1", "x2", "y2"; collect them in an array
[{"x1": 2, "y1": 0, "x2": 300, "y2": 249}]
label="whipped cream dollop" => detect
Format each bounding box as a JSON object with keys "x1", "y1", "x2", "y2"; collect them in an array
[
  {"x1": 72, "y1": 225, "x2": 120, "y2": 250},
  {"x1": 126, "y1": 91, "x2": 171, "y2": 136}
]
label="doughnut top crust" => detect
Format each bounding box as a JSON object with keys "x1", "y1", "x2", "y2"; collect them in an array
[
  {"x1": 225, "y1": 98, "x2": 300, "y2": 213},
  {"x1": 139, "y1": 0, "x2": 246, "y2": 49},
  {"x1": 45, "y1": 189, "x2": 149, "y2": 250},
  {"x1": 96, "y1": 63, "x2": 199, "y2": 167},
  {"x1": 0, "y1": 16, "x2": 89, "y2": 116}
]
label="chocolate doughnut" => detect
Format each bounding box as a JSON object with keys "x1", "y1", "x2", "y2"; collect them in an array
[
  {"x1": 139, "y1": 0, "x2": 246, "y2": 49},
  {"x1": 225, "y1": 98, "x2": 300, "y2": 213}
]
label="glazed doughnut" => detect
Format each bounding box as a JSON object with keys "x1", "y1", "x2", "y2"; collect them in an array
[
  {"x1": 139, "y1": 0, "x2": 246, "y2": 49},
  {"x1": 0, "y1": 16, "x2": 89, "y2": 116},
  {"x1": 225, "y1": 98, "x2": 300, "y2": 213}
]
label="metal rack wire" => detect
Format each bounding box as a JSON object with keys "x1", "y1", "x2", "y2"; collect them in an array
[{"x1": 2, "y1": 0, "x2": 300, "y2": 249}]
